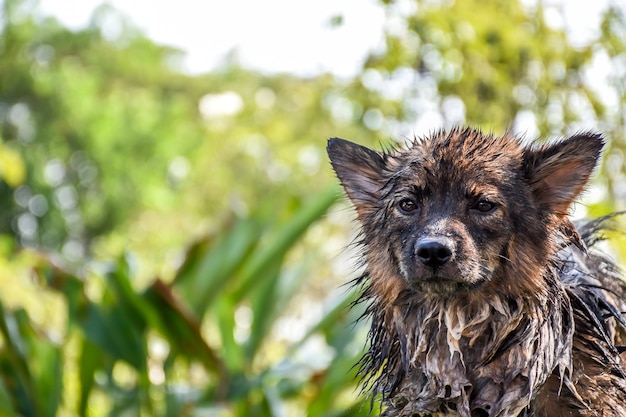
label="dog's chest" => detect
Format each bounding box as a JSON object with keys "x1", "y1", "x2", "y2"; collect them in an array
[{"x1": 386, "y1": 300, "x2": 570, "y2": 417}]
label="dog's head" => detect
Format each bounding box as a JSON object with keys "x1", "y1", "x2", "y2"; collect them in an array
[{"x1": 328, "y1": 128, "x2": 603, "y2": 300}]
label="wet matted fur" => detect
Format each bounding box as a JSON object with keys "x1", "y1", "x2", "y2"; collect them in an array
[{"x1": 327, "y1": 128, "x2": 626, "y2": 417}]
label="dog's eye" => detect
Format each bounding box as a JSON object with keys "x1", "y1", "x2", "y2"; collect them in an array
[
  {"x1": 472, "y1": 200, "x2": 496, "y2": 213},
  {"x1": 398, "y1": 198, "x2": 418, "y2": 214}
]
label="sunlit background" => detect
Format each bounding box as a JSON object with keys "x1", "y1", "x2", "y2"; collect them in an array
[
  {"x1": 0, "y1": 0, "x2": 626, "y2": 416},
  {"x1": 39, "y1": 0, "x2": 384, "y2": 77},
  {"x1": 38, "y1": 0, "x2": 610, "y2": 76},
  {"x1": 40, "y1": 0, "x2": 621, "y2": 139}
]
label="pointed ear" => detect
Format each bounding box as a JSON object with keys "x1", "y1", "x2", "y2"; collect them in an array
[
  {"x1": 327, "y1": 138, "x2": 386, "y2": 216},
  {"x1": 523, "y1": 132, "x2": 604, "y2": 216}
]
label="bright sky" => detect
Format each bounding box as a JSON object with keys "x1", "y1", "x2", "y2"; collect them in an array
[
  {"x1": 38, "y1": 1, "x2": 611, "y2": 78},
  {"x1": 38, "y1": 0, "x2": 386, "y2": 77},
  {"x1": 36, "y1": 0, "x2": 617, "y2": 140}
]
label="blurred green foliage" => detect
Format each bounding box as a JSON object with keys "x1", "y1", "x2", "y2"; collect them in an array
[{"x1": 0, "y1": 0, "x2": 625, "y2": 416}]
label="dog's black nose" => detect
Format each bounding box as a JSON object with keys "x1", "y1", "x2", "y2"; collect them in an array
[{"x1": 416, "y1": 238, "x2": 453, "y2": 269}]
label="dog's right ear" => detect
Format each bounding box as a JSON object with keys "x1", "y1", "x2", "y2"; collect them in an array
[
  {"x1": 523, "y1": 132, "x2": 604, "y2": 218},
  {"x1": 327, "y1": 138, "x2": 386, "y2": 217}
]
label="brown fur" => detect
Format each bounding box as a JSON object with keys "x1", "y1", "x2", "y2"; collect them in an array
[{"x1": 327, "y1": 128, "x2": 626, "y2": 417}]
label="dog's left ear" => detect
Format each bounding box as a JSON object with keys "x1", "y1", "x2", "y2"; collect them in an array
[
  {"x1": 523, "y1": 132, "x2": 604, "y2": 217},
  {"x1": 327, "y1": 138, "x2": 387, "y2": 219}
]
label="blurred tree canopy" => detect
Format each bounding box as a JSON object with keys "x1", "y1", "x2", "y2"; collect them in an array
[{"x1": 0, "y1": 0, "x2": 625, "y2": 416}]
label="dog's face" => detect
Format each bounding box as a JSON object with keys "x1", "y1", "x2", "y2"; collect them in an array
[{"x1": 328, "y1": 128, "x2": 603, "y2": 298}]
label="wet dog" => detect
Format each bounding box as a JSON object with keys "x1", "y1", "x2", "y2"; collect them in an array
[{"x1": 328, "y1": 128, "x2": 626, "y2": 416}]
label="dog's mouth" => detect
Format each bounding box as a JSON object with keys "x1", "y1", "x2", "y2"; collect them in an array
[{"x1": 410, "y1": 275, "x2": 484, "y2": 295}]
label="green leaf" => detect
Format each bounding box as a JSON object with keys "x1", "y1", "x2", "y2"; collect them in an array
[
  {"x1": 172, "y1": 217, "x2": 264, "y2": 317},
  {"x1": 78, "y1": 338, "x2": 102, "y2": 417},
  {"x1": 0, "y1": 379, "x2": 17, "y2": 416},
  {"x1": 0, "y1": 306, "x2": 63, "y2": 417},
  {"x1": 144, "y1": 280, "x2": 228, "y2": 379},
  {"x1": 232, "y1": 185, "x2": 339, "y2": 301},
  {"x1": 213, "y1": 296, "x2": 244, "y2": 373},
  {"x1": 80, "y1": 302, "x2": 147, "y2": 371},
  {"x1": 245, "y1": 258, "x2": 314, "y2": 361},
  {"x1": 244, "y1": 261, "x2": 282, "y2": 361},
  {"x1": 0, "y1": 305, "x2": 37, "y2": 417}
]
